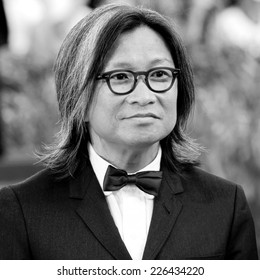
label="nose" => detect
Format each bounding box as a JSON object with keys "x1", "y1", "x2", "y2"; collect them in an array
[{"x1": 126, "y1": 76, "x2": 156, "y2": 106}]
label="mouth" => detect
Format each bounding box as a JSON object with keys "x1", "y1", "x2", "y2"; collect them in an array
[{"x1": 126, "y1": 113, "x2": 160, "y2": 119}]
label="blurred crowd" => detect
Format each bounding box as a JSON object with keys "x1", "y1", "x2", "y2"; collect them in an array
[{"x1": 0, "y1": 0, "x2": 260, "y2": 252}]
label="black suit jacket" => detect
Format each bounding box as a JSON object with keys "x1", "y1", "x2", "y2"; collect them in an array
[{"x1": 0, "y1": 162, "x2": 258, "y2": 259}]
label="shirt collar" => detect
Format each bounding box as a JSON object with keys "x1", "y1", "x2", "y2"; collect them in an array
[{"x1": 88, "y1": 143, "x2": 162, "y2": 195}]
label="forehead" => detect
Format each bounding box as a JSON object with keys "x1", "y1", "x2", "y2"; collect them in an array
[{"x1": 104, "y1": 26, "x2": 174, "y2": 70}]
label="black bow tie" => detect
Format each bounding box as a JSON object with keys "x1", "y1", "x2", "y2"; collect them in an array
[{"x1": 103, "y1": 165, "x2": 162, "y2": 196}]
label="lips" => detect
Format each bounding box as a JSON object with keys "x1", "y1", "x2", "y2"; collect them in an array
[{"x1": 125, "y1": 113, "x2": 160, "y2": 119}]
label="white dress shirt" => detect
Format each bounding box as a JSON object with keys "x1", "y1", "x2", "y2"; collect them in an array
[{"x1": 88, "y1": 143, "x2": 162, "y2": 260}]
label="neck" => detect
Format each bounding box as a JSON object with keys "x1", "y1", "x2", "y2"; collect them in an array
[{"x1": 91, "y1": 142, "x2": 160, "y2": 173}]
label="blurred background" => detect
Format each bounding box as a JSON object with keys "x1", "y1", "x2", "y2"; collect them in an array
[{"x1": 0, "y1": 0, "x2": 259, "y2": 255}]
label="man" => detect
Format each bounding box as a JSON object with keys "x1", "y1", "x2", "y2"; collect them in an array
[{"x1": 0, "y1": 4, "x2": 258, "y2": 259}]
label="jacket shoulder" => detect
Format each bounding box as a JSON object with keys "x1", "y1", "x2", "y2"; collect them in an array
[
  {"x1": 184, "y1": 166, "x2": 237, "y2": 186},
  {"x1": 11, "y1": 168, "x2": 56, "y2": 189},
  {"x1": 1, "y1": 168, "x2": 65, "y2": 200},
  {"x1": 180, "y1": 166, "x2": 242, "y2": 197}
]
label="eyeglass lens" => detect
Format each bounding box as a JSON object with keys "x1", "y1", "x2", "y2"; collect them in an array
[{"x1": 108, "y1": 68, "x2": 176, "y2": 94}]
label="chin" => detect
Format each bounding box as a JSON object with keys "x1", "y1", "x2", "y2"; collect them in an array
[{"x1": 123, "y1": 135, "x2": 162, "y2": 148}]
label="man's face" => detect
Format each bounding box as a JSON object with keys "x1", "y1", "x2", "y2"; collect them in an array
[{"x1": 87, "y1": 26, "x2": 178, "y2": 153}]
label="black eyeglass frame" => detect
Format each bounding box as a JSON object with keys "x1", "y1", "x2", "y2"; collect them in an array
[{"x1": 96, "y1": 67, "x2": 180, "y2": 95}]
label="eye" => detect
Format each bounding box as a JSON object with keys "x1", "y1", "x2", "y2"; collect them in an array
[
  {"x1": 110, "y1": 72, "x2": 132, "y2": 81},
  {"x1": 150, "y1": 69, "x2": 172, "y2": 80}
]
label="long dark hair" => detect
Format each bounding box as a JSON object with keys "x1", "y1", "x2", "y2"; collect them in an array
[{"x1": 38, "y1": 4, "x2": 202, "y2": 179}]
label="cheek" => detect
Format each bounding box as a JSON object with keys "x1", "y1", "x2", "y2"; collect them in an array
[
  {"x1": 162, "y1": 93, "x2": 178, "y2": 129},
  {"x1": 87, "y1": 92, "x2": 120, "y2": 134},
  {"x1": 88, "y1": 104, "x2": 112, "y2": 132},
  {"x1": 165, "y1": 109, "x2": 177, "y2": 134}
]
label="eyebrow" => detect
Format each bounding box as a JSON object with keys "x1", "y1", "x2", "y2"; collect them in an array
[{"x1": 106, "y1": 58, "x2": 174, "y2": 70}]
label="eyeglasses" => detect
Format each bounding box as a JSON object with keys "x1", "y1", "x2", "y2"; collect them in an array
[{"x1": 97, "y1": 67, "x2": 180, "y2": 95}]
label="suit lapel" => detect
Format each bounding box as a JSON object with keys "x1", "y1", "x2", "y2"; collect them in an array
[
  {"x1": 68, "y1": 161, "x2": 184, "y2": 260},
  {"x1": 69, "y1": 163, "x2": 131, "y2": 260},
  {"x1": 142, "y1": 166, "x2": 184, "y2": 260}
]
